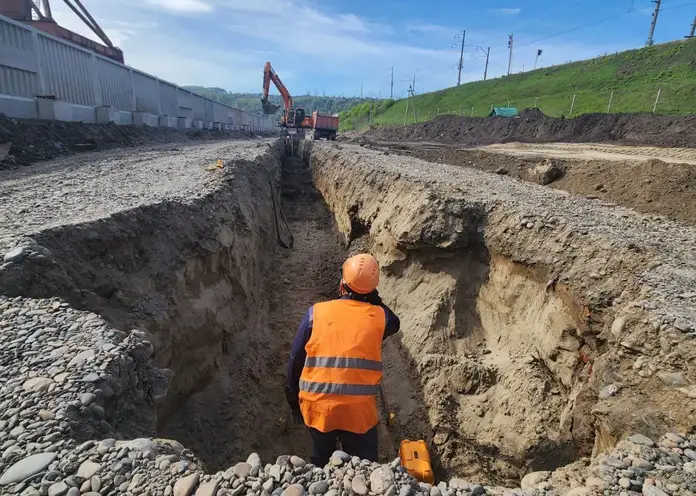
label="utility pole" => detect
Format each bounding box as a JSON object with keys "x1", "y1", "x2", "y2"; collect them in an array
[
  {"x1": 456, "y1": 30, "x2": 466, "y2": 86},
  {"x1": 412, "y1": 74, "x2": 416, "y2": 95},
  {"x1": 688, "y1": 15, "x2": 696, "y2": 38},
  {"x1": 390, "y1": 66, "x2": 394, "y2": 99},
  {"x1": 507, "y1": 34, "x2": 514, "y2": 76},
  {"x1": 477, "y1": 46, "x2": 490, "y2": 80},
  {"x1": 360, "y1": 84, "x2": 363, "y2": 99},
  {"x1": 646, "y1": 0, "x2": 662, "y2": 46}
]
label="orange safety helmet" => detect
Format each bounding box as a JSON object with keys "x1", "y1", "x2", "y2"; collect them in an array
[{"x1": 341, "y1": 254, "x2": 380, "y2": 294}]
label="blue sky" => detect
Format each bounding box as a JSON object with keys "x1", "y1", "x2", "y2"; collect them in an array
[{"x1": 53, "y1": 0, "x2": 696, "y2": 98}]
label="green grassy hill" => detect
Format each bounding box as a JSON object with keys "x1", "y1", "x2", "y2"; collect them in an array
[{"x1": 340, "y1": 39, "x2": 696, "y2": 131}]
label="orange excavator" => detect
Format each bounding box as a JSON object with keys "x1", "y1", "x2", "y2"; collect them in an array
[
  {"x1": 261, "y1": 61, "x2": 310, "y2": 129},
  {"x1": 261, "y1": 62, "x2": 339, "y2": 141}
]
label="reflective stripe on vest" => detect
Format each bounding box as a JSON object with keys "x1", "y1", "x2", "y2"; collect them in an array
[
  {"x1": 299, "y1": 380, "x2": 379, "y2": 396},
  {"x1": 303, "y1": 356, "x2": 383, "y2": 371},
  {"x1": 299, "y1": 299, "x2": 386, "y2": 434}
]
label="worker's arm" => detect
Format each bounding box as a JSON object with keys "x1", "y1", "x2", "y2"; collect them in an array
[
  {"x1": 366, "y1": 291, "x2": 401, "y2": 340},
  {"x1": 381, "y1": 303, "x2": 401, "y2": 340},
  {"x1": 285, "y1": 306, "x2": 313, "y2": 413}
]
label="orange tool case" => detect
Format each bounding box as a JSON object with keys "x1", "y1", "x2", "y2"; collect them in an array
[{"x1": 399, "y1": 440, "x2": 435, "y2": 484}]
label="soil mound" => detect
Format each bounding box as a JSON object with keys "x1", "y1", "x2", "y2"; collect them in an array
[
  {"x1": 0, "y1": 115, "x2": 275, "y2": 169},
  {"x1": 365, "y1": 110, "x2": 696, "y2": 148}
]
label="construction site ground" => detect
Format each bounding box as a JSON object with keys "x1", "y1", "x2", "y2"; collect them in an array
[
  {"x1": 1, "y1": 114, "x2": 696, "y2": 496},
  {"x1": 356, "y1": 139, "x2": 696, "y2": 226}
]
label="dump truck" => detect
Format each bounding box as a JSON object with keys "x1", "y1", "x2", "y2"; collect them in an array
[{"x1": 311, "y1": 111, "x2": 339, "y2": 141}]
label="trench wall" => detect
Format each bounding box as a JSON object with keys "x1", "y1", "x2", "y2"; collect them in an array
[
  {"x1": 304, "y1": 141, "x2": 696, "y2": 484},
  {"x1": 0, "y1": 141, "x2": 284, "y2": 426}
]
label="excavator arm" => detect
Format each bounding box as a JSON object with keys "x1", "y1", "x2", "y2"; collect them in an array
[{"x1": 262, "y1": 62, "x2": 292, "y2": 115}]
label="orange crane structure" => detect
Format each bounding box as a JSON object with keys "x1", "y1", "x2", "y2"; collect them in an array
[{"x1": 261, "y1": 62, "x2": 339, "y2": 141}]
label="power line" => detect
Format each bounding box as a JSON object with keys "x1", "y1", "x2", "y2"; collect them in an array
[{"x1": 490, "y1": 12, "x2": 630, "y2": 55}]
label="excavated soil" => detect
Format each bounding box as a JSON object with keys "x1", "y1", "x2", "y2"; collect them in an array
[
  {"x1": 0, "y1": 115, "x2": 273, "y2": 169},
  {"x1": 368, "y1": 142, "x2": 696, "y2": 226},
  {"x1": 363, "y1": 110, "x2": 696, "y2": 148}
]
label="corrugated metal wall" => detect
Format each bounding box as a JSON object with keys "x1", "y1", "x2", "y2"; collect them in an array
[
  {"x1": 212, "y1": 101, "x2": 228, "y2": 123},
  {"x1": 0, "y1": 14, "x2": 272, "y2": 128},
  {"x1": 132, "y1": 70, "x2": 159, "y2": 114},
  {"x1": 159, "y1": 81, "x2": 177, "y2": 116},
  {"x1": 97, "y1": 58, "x2": 132, "y2": 110},
  {"x1": 0, "y1": 17, "x2": 39, "y2": 98},
  {"x1": 204, "y1": 99, "x2": 213, "y2": 122},
  {"x1": 37, "y1": 35, "x2": 95, "y2": 106},
  {"x1": 191, "y1": 93, "x2": 205, "y2": 120}
]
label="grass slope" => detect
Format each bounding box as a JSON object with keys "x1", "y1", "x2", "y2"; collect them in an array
[{"x1": 340, "y1": 39, "x2": 696, "y2": 130}]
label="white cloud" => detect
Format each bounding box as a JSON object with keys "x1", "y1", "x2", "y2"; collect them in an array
[
  {"x1": 145, "y1": 0, "x2": 213, "y2": 13},
  {"x1": 491, "y1": 8, "x2": 521, "y2": 15},
  {"x1": 43, "y1": 0, "x2": 629, "y2": 98}
]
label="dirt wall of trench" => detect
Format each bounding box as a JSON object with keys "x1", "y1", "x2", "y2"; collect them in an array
[
  {"x1": 0, "y1": 141, "x2": 284, "y2": 436},
  {"x1": 304, "y1": 141, "x2": 696, "y2": 486}
]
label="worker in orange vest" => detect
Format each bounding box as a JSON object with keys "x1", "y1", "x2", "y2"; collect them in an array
[{"x1": 285, "y1": 253, "x2": 401, "y2": 467}]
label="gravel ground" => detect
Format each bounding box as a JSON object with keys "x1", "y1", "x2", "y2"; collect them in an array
[{"x1": 0, "y1": 140, "x2": 272, "y2": 255}]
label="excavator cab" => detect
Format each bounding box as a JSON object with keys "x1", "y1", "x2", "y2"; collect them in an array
[{"x1": 285, "y1": 108, "x2": 306, "y2": 128}]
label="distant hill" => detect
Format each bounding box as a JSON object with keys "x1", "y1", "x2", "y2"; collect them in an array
[
  {"x1": 182, "y1": 87, "x2": 375, "y2": 116},
  {"x1": 340, "y1": 38, "x2": 696, "y2": 131}
]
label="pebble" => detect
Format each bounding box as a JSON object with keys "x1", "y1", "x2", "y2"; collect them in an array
[
  {"x1": 351, "y1": 475, "x2": 368, "y2": 496},
  {"x1": 174, "y1": 473, "x2": 200, "y2": 496},
  {"x1": 469, "y1": 485, "x2": 485, "y2": 495},
  {"x1": 283, "y1": 484, "x2": 306, "y2": 496},
  {"x1": 656, "y1": 371, "x2": 688, "y2": 387},
  {"x1": 0, "y1": 452, "x2": 57, "y2": 485},
  {"x1": 611, "y1": 317, "x2": 627, "y2": 337},
  {"x1": 233, "y1": 462, "x2": 252, "y2": 478},
  {"x1": 332, "y1": 451, "x2": 350, "y2": 462},
  {"x1": 308, "y1": 481, "x2": 329, "y2": 494},
  {"x1": 629, "y1": 435, "x2": 655, "y2": 446},
  {"x1": 48, "y1": 481, "x2": 68, "y2": 496},
  {"x1": 195, "y1": 480, "x2": 219, "y2": 496},
  {"x1": 642, "y1": 486, "x2": 668, "y2": 496},
  {"x1": 599, "y1": 384, "x2": 619, "y2": 399},
  {"x1": 77, "y1": 460, "x2": 102, "y2": 479},
  {"x1": 270, "y1": 465, "x2": 282, "y2": 481},
  {"x1": 290, "y1": 456, "x2": 306, "y2": 469},
  {"x1": 370, "y1": 466, "x2": 395, "y2": 494},
  {"x1": 399, "y1": 487, "x2": 412, "y2": 496},
  {"x1": 3, "y1": 245, "x2": 27, "y2": 263}
]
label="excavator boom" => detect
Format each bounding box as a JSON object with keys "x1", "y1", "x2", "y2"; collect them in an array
[{"x1": 262, "y1": 62, "x2": 292, "y2": 115}]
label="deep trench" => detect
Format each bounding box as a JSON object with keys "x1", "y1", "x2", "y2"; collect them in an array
[
  {"x1": 153, "y1": 148, "x2": 591, "y2": 485},
  {"x1": 0, "y1": 143, "x2": 592, "y2": 485}
]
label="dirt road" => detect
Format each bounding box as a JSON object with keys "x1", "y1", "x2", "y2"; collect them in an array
[
  {"x1": 478, "y1": 142, "x2": 696, "y2": 165},
  {"x1": 366, "y1": 140, "x2": 696, "y2": 226}
]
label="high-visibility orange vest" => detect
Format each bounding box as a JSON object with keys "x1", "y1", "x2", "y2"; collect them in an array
[{"x1": 299, "y1": 299, "x2": 386, "y2": 434}]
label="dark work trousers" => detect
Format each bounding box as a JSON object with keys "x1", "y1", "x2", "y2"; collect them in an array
[{"x1": 308, "y1": 426, "x2": 379, "y2": 467}]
